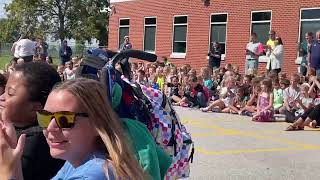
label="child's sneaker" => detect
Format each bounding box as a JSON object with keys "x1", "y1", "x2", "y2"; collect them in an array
[
  {"x1": 245, "y1": 111, "x2": 253, "y2": 117},
  {"x1": 200, "y1": 107, "x2": 209, "y2": 112},
  {"x1": 212, "y1": 108, "x2": 221, "y2": 113}
]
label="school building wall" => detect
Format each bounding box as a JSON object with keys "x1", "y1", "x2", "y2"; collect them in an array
[{"x1": 108, "y1": 0, "x2": 320, "y2": 75}]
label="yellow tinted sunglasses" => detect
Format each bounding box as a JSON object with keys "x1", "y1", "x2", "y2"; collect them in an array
[{"x1": 36, "y1": 110, "x2": 89, "y2": 129}]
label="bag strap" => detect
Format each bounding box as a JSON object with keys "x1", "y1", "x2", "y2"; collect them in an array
[{"x1": 188, "y1": 143, "x2": 194, "y2": 163}]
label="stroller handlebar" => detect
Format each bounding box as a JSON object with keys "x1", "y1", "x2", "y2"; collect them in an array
[{"x1": 111, "y1": 49, "x2": 158, "y2": 67}]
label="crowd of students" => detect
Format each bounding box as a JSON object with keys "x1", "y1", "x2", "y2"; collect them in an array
[
  {"x1": 0, "y1": 30, "x2": 319, "y2": 179},
  {"x1": 129, "y1": 59, "x2": 320, "y2": 131}
]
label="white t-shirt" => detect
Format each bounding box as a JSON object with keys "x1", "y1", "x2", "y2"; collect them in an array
[
  {"x1": 16, "y1": 39, "x2": 36, "y2": 57},
  {"x1": 220, "y1": 87, "x2": 236, "y2": 107},
  {"x1": 12, "y1": 41, "x2": 20, "y2": 58},
  {"x1": 295, "y1": 97, "x2": 313, "y2": 116},
  {"x1": 283, "y1": 86, "x2": 300, "y2": 107},
  {"x1": 64, "y1": 68, "x2": 75, "y2": 80},
  {"x1": 246, "y1": 42, "x2": 261, "y2": 60}
]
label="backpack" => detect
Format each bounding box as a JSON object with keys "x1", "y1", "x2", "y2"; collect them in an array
[{"x1": 140, "y1": 85, "x2": 194, "y2": 179}]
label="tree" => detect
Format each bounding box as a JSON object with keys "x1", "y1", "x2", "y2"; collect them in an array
[
  {"x1": 0, "y1": 17, "x2": 22, "y2": 43},
  {"x1": 5, "y1": 0, "x2": 110, "y2": 44}
]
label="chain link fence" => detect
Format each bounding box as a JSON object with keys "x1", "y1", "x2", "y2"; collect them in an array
[{"x1": 0, "y1": 42, "x2": 100, "y2": 59}]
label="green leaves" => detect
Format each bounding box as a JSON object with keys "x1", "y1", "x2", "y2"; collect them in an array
[{"x1": 3, "y1": 0, "x2": 109, "y2": 44}]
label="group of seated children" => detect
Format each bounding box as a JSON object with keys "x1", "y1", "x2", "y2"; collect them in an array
[{"x1": 131, "y1": 61, "x2": 320, "y2": 130}]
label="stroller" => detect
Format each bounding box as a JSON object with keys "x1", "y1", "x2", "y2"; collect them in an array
[{"x1": 77, "y1": 49, "x2": 194, "y2": 179}]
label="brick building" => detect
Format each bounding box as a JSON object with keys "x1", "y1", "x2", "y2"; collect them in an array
[{"x1": 108, "y1": 0, "x2": 320, "y2": 75}]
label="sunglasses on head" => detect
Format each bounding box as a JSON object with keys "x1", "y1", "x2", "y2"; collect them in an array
[{"x1": 36, "y1": 110, "x2": 89, "y2": 129}]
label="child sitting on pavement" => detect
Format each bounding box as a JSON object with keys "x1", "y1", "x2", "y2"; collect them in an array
[
  {"x1": 225, "y1": 85, "x2": 248, "y2": 114},
  {"x1": 293, "y1": 83, "x2": 314, "y2": 118},
  {"x1": 252, "y1": 79, "x2": 274, "y2": 122},
  {"x1": 200, "y1": 76, "x2": 236, "y2": 112},
  {"x1": 136, "y1": 69, "x2": 147, "y2": 85},
  {"x1": 279, "y1": 73, "x2": 301, "y2": 122},
  {"x1": 272, "y1": 78, "x2": 284, "y2": 113},
  {"x1": 238, "y1": 77, "x2": 262, "y2": 116},
  {"x1": 167, "y1": 76, "x2": 182, "y2": 104},
  {"x1": 201, "y1": 67, "x2": 214, "y2": 90},
  {"x1": 197, "y1": 75, "x2": 210, "y2": 107},
  {"x1": 178, "y1": 76, "x2": 208, "y2": 108},
  {"x1": 156, "y1": 67, "x2": 165, "y2": 92}
]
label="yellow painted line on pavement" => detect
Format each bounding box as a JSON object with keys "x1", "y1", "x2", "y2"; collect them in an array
[
  {"x1": 196, "y1": 146, "x2": 320, "y2": 155},
  {"x1": 184, "y1": 120, "x2": 232, "y2": 131},
  {"x1": 234, "y1": 131, "x2": 320, "y2": 148},
  {"x1": 192, "y1": 130, "x2": 281, "y2": 137},
  {"x1": 183, "y1": 119, "x2": 320, "y2": 149},
  {"x1": 192, "y1": 131, "x2": 237, "y2": 137}
]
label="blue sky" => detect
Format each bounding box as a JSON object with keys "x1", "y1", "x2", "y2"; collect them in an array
[{"x1": 0, "y1": 0, "x2": 12, "y2": 18}]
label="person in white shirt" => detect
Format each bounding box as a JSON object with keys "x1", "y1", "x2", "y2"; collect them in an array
[
  {"x1": 63, "y1": 61, "x2": 76, "y2": 81},
  {"x1": 11, "y1": 36, "x2": 22, "y2": 61},
  {"x1": 279, "y1": 73, "x2": 301, "y2": 122},
  {"x1": 16, "y1": 35, "x2": 36, "y2": 62},
  {"x1": 266, "y1": 36, "x2": 284, "y2": 75},
  {"x1": 245, "y1": 33, "x2": 263, "y2": 75}
]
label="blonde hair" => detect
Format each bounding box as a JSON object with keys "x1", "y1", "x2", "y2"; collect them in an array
[
  {"x1": 300, "y1": 83, "x2": 310, "y2": 91},
  {"x1": 225, "y1": 76, "x2": 236, "y2": 84},
  {"x1": 53, "y1": 78, "x2": 146, "y2": 179}
]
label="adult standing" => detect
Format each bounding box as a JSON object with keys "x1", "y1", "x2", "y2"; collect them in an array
[
  {"x1": 35, "y1": 38, "x2": 49, "y2": 61},
  {"x1": 59, "y1": 40, "x2": 72, "y2": 65},
  {"x1": 298, "y1": 32, "x2": 314, "y2": 76},
  {"x1": 208, "y1": 41, "x2": 222, "y2": 70},
  {"x1": 120, "y1": 36, "x2": 133, "y2": 51},
  {"x1": 245, "y1": 33, "x2": 263, "y2": 74},
  {"x1": 266, "y1": 30, "x2": 277, "y2": 49},
  {"x1": 11, "y1": 36, "x2": 22, "y2": 61},
  {"x1": 266, "y1": 37, "x2": 284, "y2": 74},
  {"x1": 15, "y1": 35, "x2": 36, "y2": 63},
  {"x1": 120, "y1": 36, "x2": 132, "y2": 77},
  {"x1": 310, "y1": 31, "x2": 320, "y2": 78}
]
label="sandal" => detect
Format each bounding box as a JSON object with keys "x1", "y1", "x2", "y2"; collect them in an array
[{"x1": 285, "y1": 125, "x2": 304, "y2": 131}]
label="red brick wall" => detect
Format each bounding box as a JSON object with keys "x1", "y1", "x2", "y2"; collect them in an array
[{"x1": 108, "y1": 0, "x2": 320, "y2": 75}]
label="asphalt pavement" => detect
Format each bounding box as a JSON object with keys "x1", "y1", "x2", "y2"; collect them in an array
[{"x1": 175, "y1": 106, "x2": 320, "y2": 180}]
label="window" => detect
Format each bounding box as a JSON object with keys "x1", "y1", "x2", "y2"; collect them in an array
[
  {"x1": 210, "y1": 13, "x2": 228, "y2": 57},
  {"x1": 299, "y1": 8, "x2": 320, "y2": 44},
  {"x1": 251, "y1": 11, "x2": 272, "y2": 44},
  {"x1": 119, "y1": 18, "x2": 130, "y2": 49},
  {"x1": 172, "y1": 16, "x2": 188, "y2": 54},
  {"x1": 144, "y1": 17, "x2": 157, "y2": 52}
]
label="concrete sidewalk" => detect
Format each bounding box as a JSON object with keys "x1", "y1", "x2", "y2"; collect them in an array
[{"x1": 175, "y1": 106, "x2": 320, "y2": 180}]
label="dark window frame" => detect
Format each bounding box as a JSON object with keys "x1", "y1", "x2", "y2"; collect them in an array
[
  {"x1": 118, "y1": 18, "x2": 130, "y2": 49},
  {"x1": 209, "y1": 13, "x2": 228, "y2": 57},
  {"x1": 172, "y1": 15, "x2": 188, "y2": 54},
  {"x1": 144, "y1": 17, "x2": 157, "y2": 52}
]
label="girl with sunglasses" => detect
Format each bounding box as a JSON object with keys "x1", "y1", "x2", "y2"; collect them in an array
[{"x1": 0, "y1": 78, "x2": 147, "y2": 179}]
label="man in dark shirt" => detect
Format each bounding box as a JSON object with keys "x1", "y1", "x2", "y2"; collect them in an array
[
  {"x1": 59, "y1": 40, "x2": 73, "y2": 65},
  {"x1": 310, "y1": 31, "x2": 320, "y2": 78}
]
